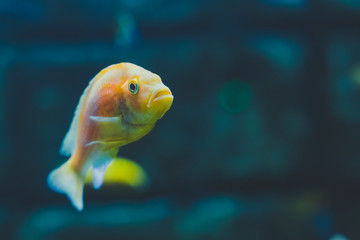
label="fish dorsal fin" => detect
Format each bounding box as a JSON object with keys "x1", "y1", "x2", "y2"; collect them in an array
[{"x1": 59, "y1": 75, "x2": 99, "y2": 156}]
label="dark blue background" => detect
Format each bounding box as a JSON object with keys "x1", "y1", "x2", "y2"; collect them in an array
[{"x1": 1, "y1": 0, "x2": 360, "y2": 239}]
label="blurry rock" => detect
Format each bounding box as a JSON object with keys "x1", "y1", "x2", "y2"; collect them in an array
[
  {"x1": 17, "y1": 199, "x2": 171, "y2": 240},
  {"x1": 329, "y1": 233, "x2": 349, "y2": 240},
  {"x1": 175, "y1": 197, "x2": 242, "y2": 240},
  {"x1": 175, "y1": 194, "x2": 322, "y2": 240}
]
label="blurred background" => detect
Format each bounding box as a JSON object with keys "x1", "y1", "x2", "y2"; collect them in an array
[{"x1": 1, "y1": 0, "x2": 360, "y2": 239}]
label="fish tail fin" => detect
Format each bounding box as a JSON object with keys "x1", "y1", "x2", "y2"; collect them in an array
[{"x1": 47, "y1": 159, "x2": 84, "y2": 211}]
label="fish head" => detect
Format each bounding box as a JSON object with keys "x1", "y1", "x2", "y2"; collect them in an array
[{"x1": 119, "y1": 63, "x2": 173, "y2": 125}]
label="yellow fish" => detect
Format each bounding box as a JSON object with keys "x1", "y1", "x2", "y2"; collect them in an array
[
  {"x1": 84, "y1": 157, "x2": 149, "y2": 188},
  {"x1": 47, "y1": 63, "x2": 173, "y2": 211}
]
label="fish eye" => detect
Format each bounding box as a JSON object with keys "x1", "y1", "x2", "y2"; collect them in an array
[{"x1": 128, "y1": 79, "x2": 138, "y2": 94}]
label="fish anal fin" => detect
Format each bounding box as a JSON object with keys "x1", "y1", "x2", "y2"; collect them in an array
[{"x1": 92, "y1": 159, "x2": 113, "y2": 189}]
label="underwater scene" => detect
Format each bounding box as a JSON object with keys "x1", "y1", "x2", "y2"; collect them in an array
[{"x1": 1, "y1": 0, "x2": 360, "y2": 239}]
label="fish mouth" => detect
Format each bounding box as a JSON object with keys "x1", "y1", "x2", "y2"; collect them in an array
[
  {"x1": 147, "y1": 87, "x2": 173, "y2": 108},
  {"x1": 153, "y1": 93, "x2": 173, "y2": 102},
  {"x1": 151, "y1": 88, "x2": 173, "y2": 103}
]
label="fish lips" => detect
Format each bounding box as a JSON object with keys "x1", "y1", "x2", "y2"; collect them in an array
[
  {"x1": 148, "y1": 87, "x2": 173, "y2": 119},
  {"x1": 148, "y1": 87, "x2": 173, "y2": 107}
]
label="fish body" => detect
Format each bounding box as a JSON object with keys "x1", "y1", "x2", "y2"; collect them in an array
[{"x1": 48, "y1": 63, "x2": 173, "y2": 210}]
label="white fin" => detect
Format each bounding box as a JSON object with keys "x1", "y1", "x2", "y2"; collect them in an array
[
  {"x1": 90, "y1": 116, "x2": 121, "y2": 123},
  {"x1": 85, "y1": 140, "x2": 107, "y2": 147},
  {"x1": 92, "y1": 159, "x2": 113, "y2": 189},
  {"x1": 47, "y1": 160, "x2": 85, "y2": 211},
  {"x1": 60, "y1": 76, "x2": 98, "y2": 156}
]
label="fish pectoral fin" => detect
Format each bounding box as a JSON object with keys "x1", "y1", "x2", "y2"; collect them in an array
[
  {"x1": 85, "y1": 140, "x2": 107, "y2": 147},
  {"x1": 85, "y1": 139, "x2": 127, "y2": 149},
  {"x1": 89, "y1": 115, "x2": 125, "y2": 141},
  {"x1": 90, "y1": 115, "x2": 121, "y2": 123}
]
